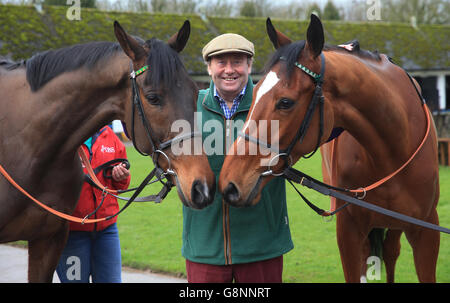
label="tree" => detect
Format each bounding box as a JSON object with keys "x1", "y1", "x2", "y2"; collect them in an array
[
  {"x1": 305, "y1": 2, "x2": 321, "y2": 18},
  {"x1": 151, "y1": 0, "x2": 167, "y2": 12},
  {"x1": 171, "y1": 0, "x2": 198, "y2": 14},
  {"x1": 382, "y1": 0, "x2": 449, "y2": 25},
  {"x1": 43, "y1": 0, "x2": 96, "y2": 8},
  {"x1": 323, "y1": 0, "x2": 340, "y2": 20},
  {"x1": 240, "y1": 0, "x2": 258, "y2": 17},
  {"x1": 238, "y1": 0, "x2": 272, "y2": 18},
  {"x1": 199, "y1": 0, "x2": 233, "y2": 17},
  {"x1": 270, "y1": 1, "x2": 304, "y2": 20},
  {"x1": 340, "y1": 0, "x2": 366, "y2": 22}
]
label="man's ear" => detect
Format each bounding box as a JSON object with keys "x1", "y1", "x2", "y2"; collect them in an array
[{"x1": 207, "y1": 61, "x2": 212, "y2": 76}]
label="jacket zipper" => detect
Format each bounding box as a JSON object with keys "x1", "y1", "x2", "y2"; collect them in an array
[
  {"x1": 224, "y1": 117, "x2": 233, "y2": 265},
  {"x1": 222, "y1": 199, "x2": 231, "y2": 265},
  {"x1": 202, "y1": 103, "x2": 249, "y2": 265}
]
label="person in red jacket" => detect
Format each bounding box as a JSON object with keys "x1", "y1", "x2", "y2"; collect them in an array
[{"x1": 56, "y1": 126, "x2": 131, "y2": 283}]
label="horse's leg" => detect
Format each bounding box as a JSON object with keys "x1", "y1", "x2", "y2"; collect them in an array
[
  {"x1": 28, "y1": 223, "x2": 69, "y2": 282},
  {"x1": 359, "y1": 237, "x2": 370, "y2": 283},
  {"x1": 404, "y1": 209, "x2": 440, "y2": 283},
  {"x1": 383, "y1": 229, "x2": 402, "y2": 283},
  {"x1": 336, "y1": 209, "x2": 367, "y2": 282}
]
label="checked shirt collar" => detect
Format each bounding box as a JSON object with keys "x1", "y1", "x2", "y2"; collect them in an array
[{"x1": 214, "y1": 85, "x2": 246, "y2": 120}]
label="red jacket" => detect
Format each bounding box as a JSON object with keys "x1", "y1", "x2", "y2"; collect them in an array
[{"x1": 70, "y1": 126, "x2": 131, "y2": 231}]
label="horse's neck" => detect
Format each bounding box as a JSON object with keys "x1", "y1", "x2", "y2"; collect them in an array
[
  {"x1": 326, "y1": 52, "x2": 417, "y2": 172},
  {"x1": 28, "y1": 54, "x2": 130, "y2": 161}
]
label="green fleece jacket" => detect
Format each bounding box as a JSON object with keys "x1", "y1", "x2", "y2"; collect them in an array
[{"x1": 181, "y1": 77, "x2": 294, "y2": 265}]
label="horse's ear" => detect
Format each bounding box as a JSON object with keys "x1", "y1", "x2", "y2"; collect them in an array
[
  {"x1": 266, "y1": 18, "x2": 292, "y2": 49},
  {"x1": 168, "y1": 20, "x2": 190, "y2": 53},
  {"x1": 306, "y1": 14, "x2": 324, "y2": 58},
  {"x1": 114, "y1": 21, "x2": 146, "y2": 61}
]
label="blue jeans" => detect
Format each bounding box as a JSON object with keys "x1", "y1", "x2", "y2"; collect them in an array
[{"x1": 56, "y1": 223, "x2": 122, "y2": 283}]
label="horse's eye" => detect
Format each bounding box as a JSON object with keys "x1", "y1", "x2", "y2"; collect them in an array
[
  {"x1": 145, "y1": 93, "x2": 161, "y2": 105},
  {"x1": 276, "y1": 98, "x2": 295, "y2": 110}
]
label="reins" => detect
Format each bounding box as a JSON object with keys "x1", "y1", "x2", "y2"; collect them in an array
[{"x1": 284, "y1": 167, "x2": 450, "y2": 234}]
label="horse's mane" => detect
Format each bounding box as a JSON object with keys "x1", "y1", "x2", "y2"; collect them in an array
[
  {"x1": 26, "y1": 41, "x2": 122, "y2": 92},
  {"x1": 24, "y1": 38, "x2": 188, "y2": 92},
  {"x1": 265, "y1": 39, "x2": 382, "y2": 79}
]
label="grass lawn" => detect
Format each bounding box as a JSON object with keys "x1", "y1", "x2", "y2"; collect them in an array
[{"x1": 118, "y1": 146, "x2": 450, "y2": 282}]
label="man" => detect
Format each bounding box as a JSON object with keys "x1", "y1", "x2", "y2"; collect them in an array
[{"x1": 181, "y1": 33, "x2": 293, "y2": 283}]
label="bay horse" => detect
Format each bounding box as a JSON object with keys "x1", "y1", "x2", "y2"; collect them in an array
[
  {"x1": 0, "y1": 21, "x2": 215, "y2": 282},
  {"x1": 219, "y1": 15, "x2": 440, "y2": 282}
]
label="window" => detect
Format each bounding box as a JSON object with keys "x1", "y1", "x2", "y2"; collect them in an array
[{"x1": 415, "y1": 76, "x2": 439, "y2": 111}]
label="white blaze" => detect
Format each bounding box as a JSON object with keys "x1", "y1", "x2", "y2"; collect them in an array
[{"x1": 241, "y1": 71, "x2": 280, "y2": 136}]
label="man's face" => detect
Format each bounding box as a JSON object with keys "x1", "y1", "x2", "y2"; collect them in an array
[{"x1": 207, "y1": 53, "x2": 252, "y2": 99}]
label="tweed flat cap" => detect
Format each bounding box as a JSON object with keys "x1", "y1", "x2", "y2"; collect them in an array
[{"x1": 202, "y1": 33, "x2": 254, "y2": 61}]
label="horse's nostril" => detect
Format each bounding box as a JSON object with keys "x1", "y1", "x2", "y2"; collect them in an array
[
  {"x1": 191, "y1": 180, "x2": 214, "y2": 209},
  {"x1": 192, "y1": 180, "x2": 205, "y2": 201},
  {"x1": 223, "y1": 182, "x2": 240, "y2": 205}
]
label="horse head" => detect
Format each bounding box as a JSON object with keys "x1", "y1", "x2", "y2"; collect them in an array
[
  {"x1": 219, "y1": 15, "x2": 335, "y2": 207},
  {"x1": 114, "y1": 21, "x2": 215, "y2": 209}
]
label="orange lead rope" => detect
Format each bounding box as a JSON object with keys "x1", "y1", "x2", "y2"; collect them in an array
[
  {"x1": 0, "y1": 147, "x2": 116, "y2": 224},
  {"x1": 348, "y1": 103, "x2": 431, "y2": 195},
  {"x1": 0, "y1": 161, "x2": 107, "y2": 224},
  {"x1": 77, "y1": 146, "x2": 118, "y2": 195}
]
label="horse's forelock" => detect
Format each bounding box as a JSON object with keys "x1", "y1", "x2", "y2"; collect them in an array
[
  {"x1": 264, "y1": 40, "x2": 306, "y2": 80},
  {"x1": 143, "y1": 38, "x2": 190, "y2": 92}
]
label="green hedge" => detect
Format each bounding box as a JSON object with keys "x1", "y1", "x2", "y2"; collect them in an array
[
  {"x1": 0, "y1": 5, "x2": 215, "y2": 74},
  {"x1": 209, "y1": 16, "x2": 450, "y2": 71},
  {"x1": 0, "y1": 4, "x2": 448, "y2": 73}
]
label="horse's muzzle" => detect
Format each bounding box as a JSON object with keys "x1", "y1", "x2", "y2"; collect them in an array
[
  {"x1": 190, "y1": 178, "x2": 215, "y2": 209},
  {"x1": 222, "y1": 182, "x2": 241, "y2": 207}
]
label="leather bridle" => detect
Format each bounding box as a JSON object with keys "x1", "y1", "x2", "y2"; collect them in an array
[
  {"x1": 99, "y1": 62, "x2": 202, "y2": 219},
  {"x1": 238, "y1": 53, "x2": 326, "y2": 179},
  {"x1": 70, "y1": 61, "x2": 203, "y2": 221},
  {"x1": 129, "y1": 63, "x2": 200, "y2": 174}
]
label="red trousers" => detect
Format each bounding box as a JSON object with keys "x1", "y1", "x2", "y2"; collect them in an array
[{"x1": 186, "y1": 255, "x2": 283, "y2": 283}]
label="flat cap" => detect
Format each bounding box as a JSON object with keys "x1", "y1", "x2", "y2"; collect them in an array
[{"x1": 202, "y1": 33, "x2": 254, "y2": 61}]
